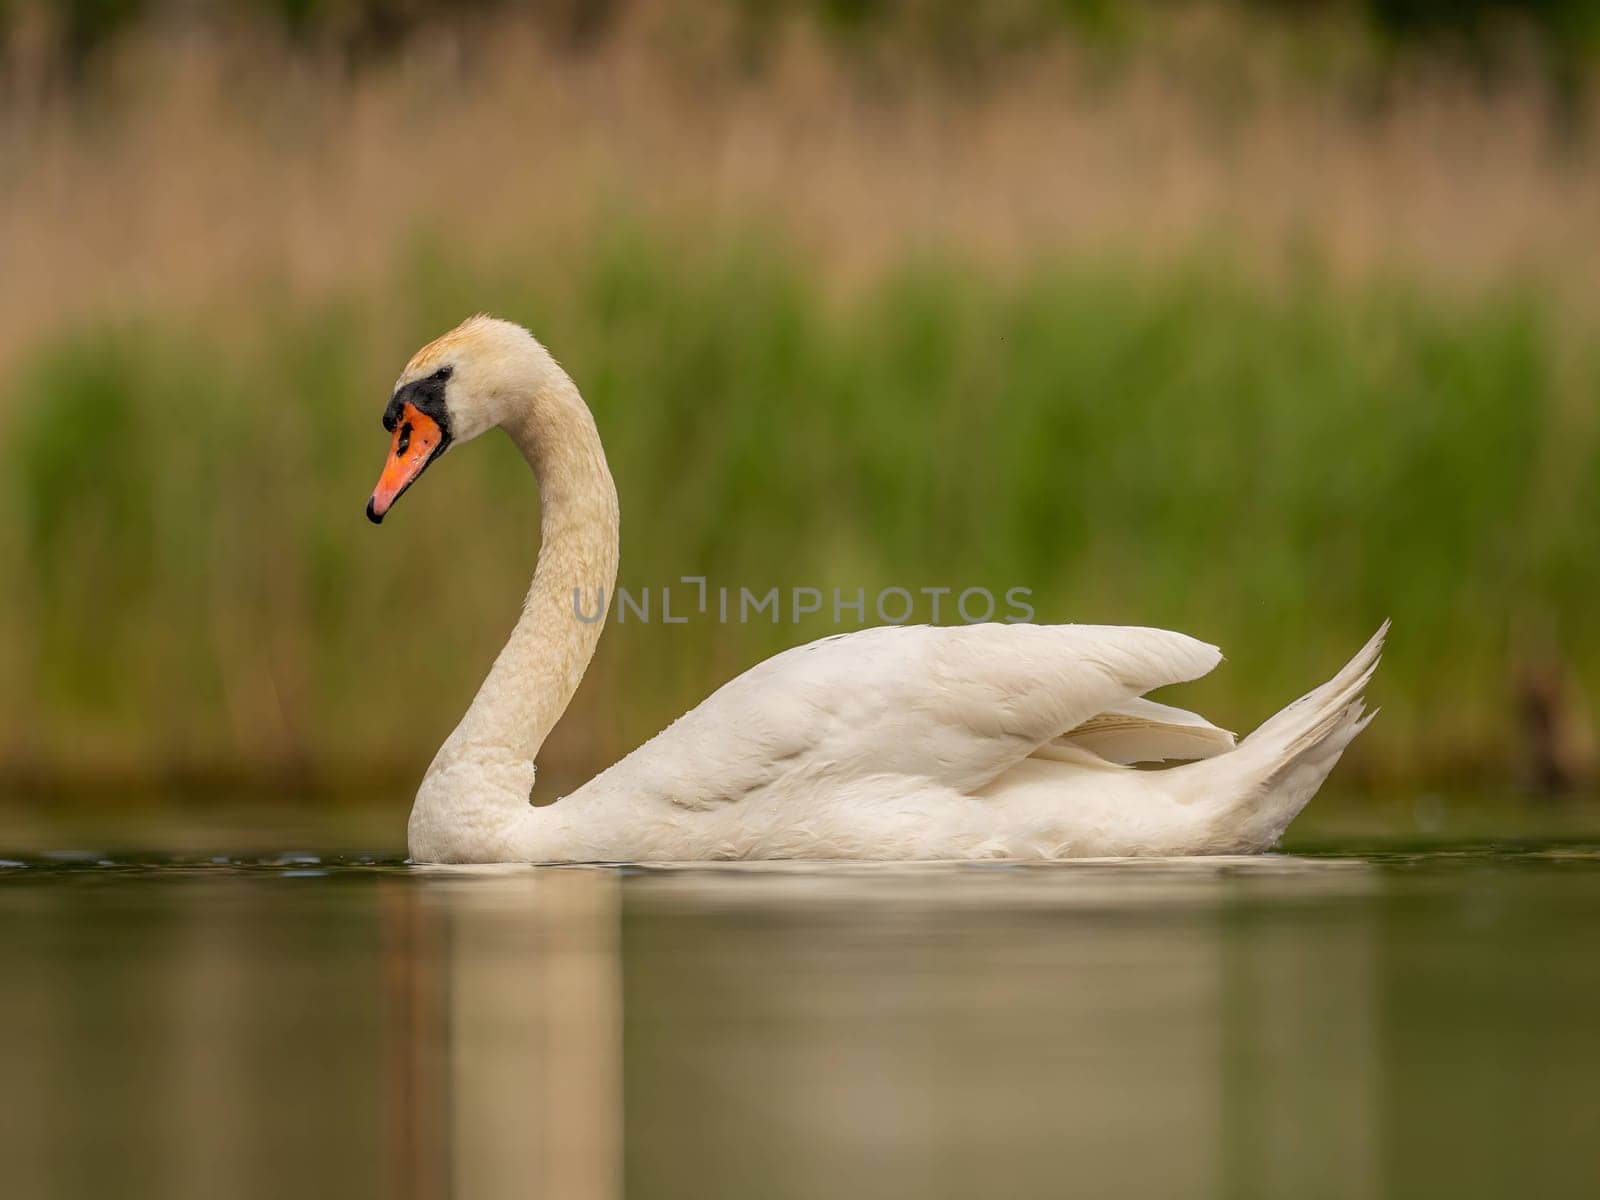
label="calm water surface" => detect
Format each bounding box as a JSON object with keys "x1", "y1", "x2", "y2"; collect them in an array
[{"x1": 3, "y1": 841, "x2": 1599, "y2": 1199}]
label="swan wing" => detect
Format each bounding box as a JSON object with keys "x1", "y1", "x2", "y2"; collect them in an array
[
  {"x1": 1047, "y1": 697, "x2": 1237, "y2": 765},
  {"x1": 584, "y1": 623, "x2": 1222, "y2": 809}
]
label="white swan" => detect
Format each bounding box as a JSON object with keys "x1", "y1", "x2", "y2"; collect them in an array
[{"x1": 368, "y1": 315, "x2": 1383, "y2": 864}]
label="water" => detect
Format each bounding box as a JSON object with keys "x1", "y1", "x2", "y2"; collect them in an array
[{"x1": 3, "y1": 842, "x2": 1599, "y2": 1199}]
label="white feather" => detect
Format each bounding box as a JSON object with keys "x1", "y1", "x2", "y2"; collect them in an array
[{"x1": 392, "y1": 317, "x2": 1384, "y2": 864}]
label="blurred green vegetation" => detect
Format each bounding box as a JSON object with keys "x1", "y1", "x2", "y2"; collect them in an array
[
  {"x1": 2, "y1": 224, "x2": 1595, "y2": 793},
  {"x1": 8, "y1": 0, "x2": 1600, "y2": 78}
]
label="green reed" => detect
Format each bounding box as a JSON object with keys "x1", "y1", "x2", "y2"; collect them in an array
[{"x1": 3, "y1": 226, "x2": 1595, "y2": 793}]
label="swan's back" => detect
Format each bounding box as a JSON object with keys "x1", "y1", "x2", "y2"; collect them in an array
[{"x1": 556, "y1": 622, "x2": 1228, "y2": 859}]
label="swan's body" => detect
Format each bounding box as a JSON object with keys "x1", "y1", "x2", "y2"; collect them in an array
[{"x1": 370, "y1": 316, "x2": 1383, "y2": 864}]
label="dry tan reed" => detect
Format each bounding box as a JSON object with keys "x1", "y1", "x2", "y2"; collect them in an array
[{"x1": 3, "y1": 6, "x2": 1600, "y2": 376}]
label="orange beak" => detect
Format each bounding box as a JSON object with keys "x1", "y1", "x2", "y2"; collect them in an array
[{"x1": 367, "y1": 403, "x2": 445, "y2": 524}]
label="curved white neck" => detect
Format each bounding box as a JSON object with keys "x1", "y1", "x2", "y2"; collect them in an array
[{"x1": 408, "y1": 365, "x2": 619, "y2": 861}]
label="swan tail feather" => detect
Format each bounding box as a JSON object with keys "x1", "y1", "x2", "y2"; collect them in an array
[{"x1": 1178, "y1": 622, "x2": 1388, "y2": 850}]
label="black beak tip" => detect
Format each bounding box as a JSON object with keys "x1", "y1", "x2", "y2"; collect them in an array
[{"x1": 366, "y1": 498, "x2": 383, "y2": 525}]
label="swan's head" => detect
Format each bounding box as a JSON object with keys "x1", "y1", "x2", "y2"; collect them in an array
[{"x1": 366, "y1": 315, "x2": 555, "y2": 523}]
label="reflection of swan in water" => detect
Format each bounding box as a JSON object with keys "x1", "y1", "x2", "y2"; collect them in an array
[
  {"x1": 367, "y1": 316, "x2": 1384, "y2": 864},
  {"x1": 377, "y1": 861, "x2": 1379, "y2": 1199},
  {"x1": 382, "y1": 870, "x2": 623, "y2": 1200}
]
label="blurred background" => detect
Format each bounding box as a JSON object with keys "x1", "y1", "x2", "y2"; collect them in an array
[
  {"x1": 2, "y1": 0, "x2": 1598, "y2": 836},
  {"x1": 6, "y1": 8, "x2": 1600, "y2": 1198}
]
